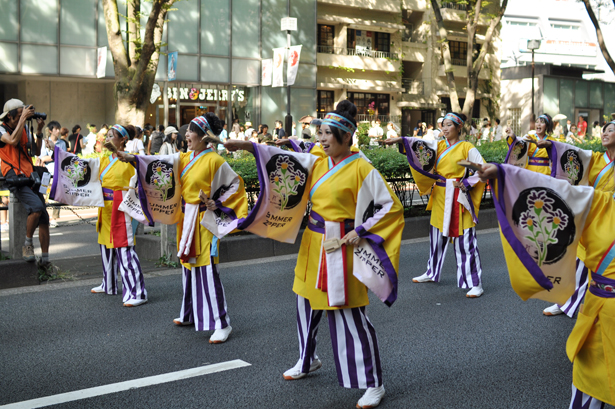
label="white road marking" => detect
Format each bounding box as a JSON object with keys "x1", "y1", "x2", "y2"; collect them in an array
[{"x1": 0, "y1": 360, "x2": 251, "y2": 409}]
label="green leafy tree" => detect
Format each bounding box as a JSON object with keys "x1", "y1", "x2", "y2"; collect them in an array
[{"x1": 102, "y1": 0, "x2": 178, "y2": 125}]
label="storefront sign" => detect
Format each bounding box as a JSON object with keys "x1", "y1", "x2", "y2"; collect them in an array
[{"x1": 167, "y1": 87, "x2": 244, "y2": 102}]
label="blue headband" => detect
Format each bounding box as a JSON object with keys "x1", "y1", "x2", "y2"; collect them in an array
[
  {"x1": 444, "y1": 113, "x2": 464, "y2": 125},
  {"x1": 319, "y1": 112, "x2": 357, "y2": 134},
  {"x1": 112, "y1": 124, "x2": 129, "y2": 138},
  {"x1": 191, "y1": 116, "x2": 211, "y2": 134},
  {"x1": 538, "y1": 114, "x2": 551, "y2": 123}
]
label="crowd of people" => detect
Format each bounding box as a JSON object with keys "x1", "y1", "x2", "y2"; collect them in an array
[{"x1": 1, "y1": 94, "x2": 613, "y2": 408}]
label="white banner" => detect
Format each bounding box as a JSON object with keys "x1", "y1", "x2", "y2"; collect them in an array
[
  {"x1": 261, "y1": 58, "x2": 272, "y2": 86},
  {"x1": 272, "y1": 48, "x2": 285, "y2": 88},
  {"x1": 96, "y1": 46, "x2": 107, "y2": 78},
  {"x1": 286, "y1": 45, "x2": 302, "y2": 86},
  {"x1": 49, "y1": 146, "x2": 104, "y2": 207}
]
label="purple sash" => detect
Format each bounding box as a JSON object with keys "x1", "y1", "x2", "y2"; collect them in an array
[{"x1": 589, "y1": 274, "x2": 615, "y2": 298}]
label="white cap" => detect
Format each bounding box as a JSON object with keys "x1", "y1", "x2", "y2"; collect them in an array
[
  {"x1": 437, "y1": 117, "x2": 444, "y2": 123},
  {"x1": 0, "y1": 98, "x2": 25, "y2": 120},
  {"x1": 164, "y1": 126, "x2": 178, "y2": 136},
  {"x1": 245, "y1": 121, "x2": 252, "y2": 127}
]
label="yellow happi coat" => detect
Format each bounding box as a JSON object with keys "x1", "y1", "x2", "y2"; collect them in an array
[
  {"x1": 507, "y1": 134, "x2": 558, "y2": 175},
  {"x1": 177, "y1": 150, "x2": 248, "y2": 269},
  {"x1": 567, "y1": 189, "x2": 615, "y2": 405},
  {"x1": 577, "y1": 151, "x2": 614, "y2": 263},
  {"x1": 293, "y1": 155, "x2": 404, "y2": 310},
  {"x1": 411, "y1": 140, "x2": 485, "y2": 234},
  {"x1": 97, "y1": 154, "x2": 136, "y2": 249}
]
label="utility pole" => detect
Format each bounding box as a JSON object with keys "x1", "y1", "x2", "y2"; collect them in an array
[
  {"x1": 281, "y1": 6, "x2": 297, "y2": 138},
  {"x1": 527, "y1": 39, "x2": 541, "y2": 125}
]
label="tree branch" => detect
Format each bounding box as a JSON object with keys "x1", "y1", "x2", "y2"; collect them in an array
[
  {"x1": 583, "y1": 0, "x2": 615, "y2": 75},
  {"x1": 430, "y1": 0, "x2": 460, "y2": 112},
  {"x1": 102, "y1": 0, "x2": 129, "y2": 75},
  {"x1": 127, "y1": 0, "x2": 141, "y2": 64}
]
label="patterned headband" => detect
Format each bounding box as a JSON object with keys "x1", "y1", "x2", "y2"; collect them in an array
[
  {"x1": 191, "y1": 116, "x2": 211, "y2": 133},
  {"x1": 321, "y1": 113, "x2": 357, "y2": 134},
  {"x1": 112, "y1": 124, "x2": 129, "y2": 138},
  {"x1": 538, "y1": 114, "x2": 551, "y2": 124},
  {"x1": 444, "y1": 113, "x2": 464, "y2": 125},
  {"x1": 603, "y1": 121, "x2": 615, "y2": 130}
]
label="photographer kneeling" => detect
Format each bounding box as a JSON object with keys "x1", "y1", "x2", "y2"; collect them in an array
[{"x1": 0, "y1": 99, "x2": 50, "y2": 264}]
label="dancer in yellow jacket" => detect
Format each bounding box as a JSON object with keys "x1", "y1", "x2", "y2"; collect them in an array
[
  {"x1": 505, "y1": 113, "x2": 558, "y2": 175},
  {"x1": 386, "y1": 112, "x2": 486, "y2": 297}
]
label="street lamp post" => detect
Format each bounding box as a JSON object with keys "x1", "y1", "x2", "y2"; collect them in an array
[
  {"x1": 281, "y1": 14, "x2": 297, "y2": 138},
  {"x1": 527, "y1": 39, "x2": 541, "y2": 123}
]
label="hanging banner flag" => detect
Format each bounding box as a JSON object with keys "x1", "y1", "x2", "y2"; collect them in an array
[
  {"x1": 272, "y1": 48, "x2": 285, "y2": 87},
  {"x1": 287, "y1": 45, "x2": 302, "y2": 86},
  {"x1": 168, "y1": 51, "x2": 178, "y2": 81},
  {"x1": 96, "y1": 46, "x2": 107, "y2": 78},
  {"x1": 49, "y1": 146, "x2": 105, "y2": 207},
  {"x1": 262, "y1": 58, "x2": 273, "y2": 86}
]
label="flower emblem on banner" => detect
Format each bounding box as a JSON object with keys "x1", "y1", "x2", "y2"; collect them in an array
[
  {"x1": 411, "y1": 140, "x2": 436, "y2": 171},
  {"x1": 266, "y1": 154, "x2": 308, "y2": 211},
  {"x1": 561, "y1": 150, "x2": 583, "y2": 185},
  {"x1": 146, "y1": 160, "x2": 175, "y2": 201},
  {"x1": 61, "y1": 156, "x2": 91, "y2": 187},
  {"x1": 512, "y1": 188, "x2": 575, "y2": 266}
]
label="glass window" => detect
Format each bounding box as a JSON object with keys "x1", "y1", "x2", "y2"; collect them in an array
[
  {"x1": 507, "y1": 20, "x2": 542, "y2": 38},
  {"x1": 231, "y1": 85, "x2": 257, "y2": 125},
  {"x1": 0, "y1": 0, "x2": 18, "y2": 41},
  {"x1": 98, "y1": 0, "x2": 108, "y2": 46},
  {"x1": 374, "y1": 32, "x2": 390, "y2": 53},
  {"x1": 292, "y1": 88, "x2": 316, "y2": 122},
  {"x1": 291, "y1": 0, "x2": 316, "y2": 64},
  {"x1": 293, "y1": 63, "x2": 316, "y2": 88},
  {"x1": 348, "y1": 92, "x2": 390, "y2": 116},
  {"x1": 21, "y1": 0, "x2": 58, "y2": 44},
  {"x1": 202, "y1": 0, "x2": 229, "y2": 56},
  {"x1": 559, "y1": 79, "x2": 575, "y2": 122},
  {"x1": 201, "y1": 57, "x2": 229, "y2": 83},
  {"x1": 176, "y1": 55, "x2": 198, "y2": 81},
  {"x1": 168, "y1": 0, "x2": 199, "y2": 54},
  {"x1": 347, "y1": 29, "x2": 356, "y2": 49},
  {"x1": 449, "y1": 41, "x2": 467, "y2": 66},
  {"x1": 261, "y1": 1, "x2": 286, "y2": 59},
  {"x1": 60, "y1": 47, "x2": 96, "y2": 76},
  {"x1": 589, "y1": 82, "x2": 603, "y2": 109},
  {"x1": 105, "y1": 48, "x2": 114, "y2": 77},
  {"x1": 22, "y1": 44, "x2": 58, "y2": 74},
  {"x1": 317, "y1": 91, "x2": 334, "y2": 115},
  {"x1": 543, "y1": 77, "x2": 559, "y2": 117},
  {"x1": 575, "y1": 80, "x2": 588, "y2": 108},
  {"x1": 156, "y1": 54, "x2": 167, "y2": 81},
  {"x1": 61, "y1": 0, "x2": 96, "y2": 46},
  {"x1": 0, "y1": 43, "x2": 18, "y2": 72},
  {"x1": 317, "y1": 25, "x2": 334, "y2": 54},
  {"x1": 550, "y1": 22, "x2": 581, "y2": 41},
  {"x1": 232, "y1": 0, "x2": 260, "y2": 58},
  {"x1": 232, "y1": 59, "x2": 260, "y2": 84}
]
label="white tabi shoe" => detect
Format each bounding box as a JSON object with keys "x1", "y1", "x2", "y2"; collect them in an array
[
  {"x1": 173, "y1": 318, "x2": 194, "y2": 326},
  {"x1": 412, "y1": 273, "x2": 434, "y2": 283},
  {"x1": 543, "y1": 304, "x2": 563, "y2": 316},
  {"x1": 283, "y1": 358, "x2": 322, "y2": 380},
  {"x1": 356, "y1": 385, "x2": 385, "y2": 409},
  {"x1": 209, "y1": 326, "x2": 232, "y2": 344},
  {"x1": 123, "y1": 298, "x2": 148, "y2": 307},
  {"x1": 466, "y1": 286, "x2": 484, "y2": 298},
  {"x1": 91, "y1": 284, "x2": 105, "y2": 293}
]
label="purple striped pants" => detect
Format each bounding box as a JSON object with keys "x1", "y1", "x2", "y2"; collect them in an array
[
  {"x1": 177, "y1": 261, "x2": 230, "y2": 332},
  {"x1": 294, "y1": 295, "x2": 382, "y2": 389},
  {"x1": 559, "y1": 259, "x2": 589, "y2": 318},
  {"x1": 569, "y1": 384, "x2": 605, "y2": 409},
  {"x1": 99, "y1": 244, "x2": 147, "y2": 303},
  {"x1": 425, "y1": 225, "x2": 482, "y2": 288}
]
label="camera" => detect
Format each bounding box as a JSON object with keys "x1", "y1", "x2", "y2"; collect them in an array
[
  {"x1": 27, "y1": 106, "x2": 47, "y2": 120},
  {"x1": 3, "y1": 172, "x2": 41, "y2": 191}
]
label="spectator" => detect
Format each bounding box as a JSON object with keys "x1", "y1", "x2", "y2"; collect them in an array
[
  {"x1": 423, "y1": 124, "x2": 435, "y2": 140},
  {"x1": 566, "y1": 125, "x2": 583, "y2": 144},
  {"x1": 480, "y1": 119, "x2": 491, "y2": 145},
  {"x1": 274, "y1": 120, "x2": 286, "y2": 139},
  {"x1": 563, "y1": 119, "x2": 572, "y2": 135},
  {"x1": 47, "y1": 121, "x2": 66, "y2": 151},
  {"x1": 577, "y1": 115, "x2": 587, "y2": 139},
  {"x1": 95, "y1": 124, "x2": 108, "y2": 152},
  {"x1": 159, "y1": 126, "x2": 178, "y2": 155},
  {"x1": 126, "y1": 126, "x2": 145, "y2": 155},
  {"x1": 291, "y1": 121, "x2": 297, "y2": 138},
  {"x1": 0, "y1": 190, "x2": 8, "y2": 232},
  {"x1": 492, "y1": 118, "x2": 503, "y2": 141},
  {"x1": 177, "y1": 124, "x2": 189, "y2": 152},
  {"x1": 229, "y1": 122, "x2": 240, "y2": 139},
  {"x1": 244, "y1": 122, "x2": 254, "y2": 139},
  {"x1": 60, "y1": 127, "x2": 71, "y2": 150},
  {"x1": 68, "y1": 124, "x2": 84, "y2": 155},
  {"x1": 386, "y1": 122, "x2": 398, "y2": 139},
  {"x1": 374, "y1": 120, "x2": 384, "y2": 138},
  {"x1": 592, "y1": 120, "x2": 601, "y2": 139},
  {"x1": 143, "y1": 124, "x2": 153, "y2": 149},
  {"x1": 249, "y1": 129, "x2": 259, "y2": 144},
  {"x1": 217, "y1": 120, "x2": 227, "y2": 154},
  {"x1": 413, "y1": 120, "x2": 424, "y2": 137},
  {"x1": 301, "y1": 122, "x2": 312, "y2": 140},
  {"x1": 82, "y1": 124, "x2": 97, "y2": 155},
  {"x1": 0, "y1": 99, "x2": 50, "y2": 263},
  {"x1": 469, "y1": 122, "x2": 478, "y2": 138},
  {"x1": 148, "y1": 124, "x2": 164, "y2": 154},
  {"x1": 433, "y1": 117, "x2": 444, "y2": 139},
  {"x1": 258, "y1": 124, "x2": 272, "y2": 142}
]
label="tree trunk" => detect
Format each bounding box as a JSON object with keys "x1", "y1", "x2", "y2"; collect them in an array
[
  {"x1": 583, "y1": 0, "x2": 615, "y2": 75},
  {"x1": 102, "y1": 0, "x2": 173, "y2": 126},
  {"x1": 430, "y1": 0, "x2": 460, "y2": 112}
]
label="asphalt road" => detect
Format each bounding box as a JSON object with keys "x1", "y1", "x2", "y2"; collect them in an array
[{"x1": 0, "y1": 230, "x2": 605, "y2": 409}]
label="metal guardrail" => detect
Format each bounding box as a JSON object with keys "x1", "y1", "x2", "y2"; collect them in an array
[
  {"x1": 441, "y1": 2, "x2": 467, "y2": 10},
  {"x1": 317, "y1": 46, "x2": 399, "y2": 60}
]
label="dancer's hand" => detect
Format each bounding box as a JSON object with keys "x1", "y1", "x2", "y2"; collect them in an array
[
  {"x1": 342, "y1": 230, "x2": 360, "y2": 246},
  {"x1": 225, "y1": 139, "x2": 254, "y2": 153},
  {"x1": 477, "y1": 163, "x2": 498, "y2": 183},
  {"x1": 535, "y1": 139, "x2": 552, "y2": 149},
  {"x1": 383, "y1": 137, "x2": 402, "y2": 146},
  {"x1": 117, "y1": 151, "x2": 136, "y2": 162}
]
